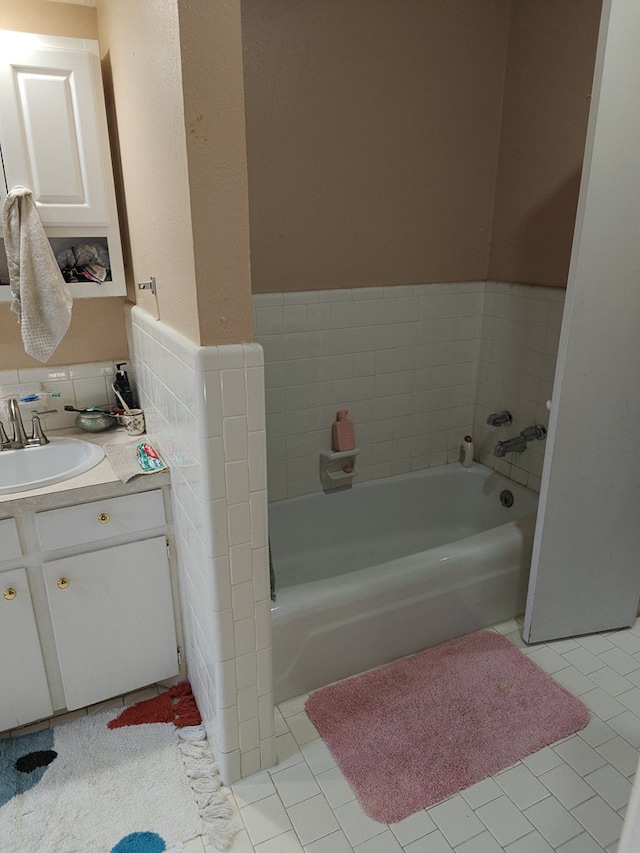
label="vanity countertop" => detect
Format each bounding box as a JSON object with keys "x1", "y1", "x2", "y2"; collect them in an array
[{"x1": 0, "y1": 428, "x2": 171, "y2": 512}]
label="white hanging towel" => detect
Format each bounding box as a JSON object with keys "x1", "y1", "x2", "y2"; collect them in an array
[{"x1": 2, "y1": 186, "x2": 73, "y2": 362}]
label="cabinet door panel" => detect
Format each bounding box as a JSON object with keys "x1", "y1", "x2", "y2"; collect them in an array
[
  {"x1": 0, "y1": 517, "x2": 22, "y2": 561},
  {"x1": 0, "y1": 567, "x2": 53, "y2": 731},
  {"x1": 0, "y1": 46, "x2": 108, "y2": 225},
  {"x1": 43, "y1": 537, "x2": 178, "y2": 710}
]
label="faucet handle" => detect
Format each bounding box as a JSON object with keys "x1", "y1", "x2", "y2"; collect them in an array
[
  {"x1": 521, "y1": 424, "x2": 547, "y2": 442},
  {"x1": 486, "y1": 410, "x2": 513, "y2": 427},
  {"x1": 0, "y1": 421, "x2": 9, "y2": 449},
  {"x1": 29, "y1": 413, "x2": 50, "y2": 446}
]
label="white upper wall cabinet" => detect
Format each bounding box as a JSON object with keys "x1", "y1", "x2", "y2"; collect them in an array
[
  {"x1": 0, "y1": 41, "x2": 108, "y2": 225},
  {"x1": 0, "y1": 31, "x2": 126, "y2": 298}
]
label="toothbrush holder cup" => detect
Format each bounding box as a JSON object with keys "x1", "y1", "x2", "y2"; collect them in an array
[{"x1": 121, "y1": 408, "x2": 145, "y2": 436}]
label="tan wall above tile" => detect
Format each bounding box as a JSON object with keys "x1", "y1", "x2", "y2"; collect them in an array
[
  {"x1": 97, "y1": 0, "x2": 200, "y2": 346},
  {"x1": 0, "y1": 299, "x2": 128, "y2": 370},
  {"x1": 242, "y1": 0, "x2": 602, "y2": 294},
  {"x1": 0, "y1": 0, "x2": 97, "y2": 38},
  {"x1": 489, "y1": 0, "x2": 602, "y2": 287},
  {"x1": 242, "y1": 0, "x2": 510, "y2": 294},
  {"x1": 178, "y1": 0, "x2": 253, "y2": 346},
  {"x1": 98, "y1": 0, "x2": 252, "y2": 348}
]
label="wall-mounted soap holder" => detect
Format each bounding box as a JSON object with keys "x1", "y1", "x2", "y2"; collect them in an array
[{"x1": 319, "y1": 448, "x2": 360, "y2": 490}]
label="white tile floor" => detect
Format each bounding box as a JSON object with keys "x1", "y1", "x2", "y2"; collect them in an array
[{"x1": 188, "y1": 617, "x2": 640, "y2": 853}]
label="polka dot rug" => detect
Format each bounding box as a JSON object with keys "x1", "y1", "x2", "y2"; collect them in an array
[{"x1": 0, "y1": 684, "x2": 236, "y2": 852}]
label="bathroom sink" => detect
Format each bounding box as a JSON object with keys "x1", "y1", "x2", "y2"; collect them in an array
[{"x1": 0, "y1": 437, "x2": 105, "y2": 495}]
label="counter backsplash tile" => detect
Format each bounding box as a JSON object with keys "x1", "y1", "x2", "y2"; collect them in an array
[{"x1": 0, "y1": 359, "x2": 129, "y2": 432}]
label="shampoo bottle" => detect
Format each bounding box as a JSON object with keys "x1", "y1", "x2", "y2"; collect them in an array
[
  {"x1": 459, "y1": 435, "x2": 474, "y2": 468},
  {"x1": 332, "y1": 410, "x2": 356, "y2": 452}
]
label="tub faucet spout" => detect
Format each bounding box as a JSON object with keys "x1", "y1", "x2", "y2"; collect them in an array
[
  {"x1": 494, "y1": 423, "x2": 547, "y2": 457},
  {"x1": 493, "y1": 435, "x2": 527, "y2": 457}
]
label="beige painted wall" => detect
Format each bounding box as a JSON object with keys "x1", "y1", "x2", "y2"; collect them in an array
[
  {"x1": 242, "y1": 0, "x2": 601, "y2": 294},
  {"x1": 98, "y1": 0, "x2": 252, "y2": 347},
  {"x1": 178, "y1": 0, "x2": 252, "y2": 345},
  {"x1": 242, "y1": 0, "x2": 510, "y2": 293},
  {"x1": 97, "y1": 0, "x2": 200, "y2": 344},
  {"x1": 489, "y1": 0, "x2": 602, "y2": 286},
  {"x1": 0, "y1": 0, "x2": 128, "y2": 369},
  {"x1": 0, "y1": 0, "x2": 96, "y2": 38}
]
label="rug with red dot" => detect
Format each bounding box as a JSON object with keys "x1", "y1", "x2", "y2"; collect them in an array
[
  {"x1": 0, "y1": 683, "x2": 235, "y2": 852},
  {"x1": 108, "y1": 683, "x2": 202, "y2": 730}
]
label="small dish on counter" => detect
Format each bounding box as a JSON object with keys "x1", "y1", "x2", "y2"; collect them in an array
[{"x1": 74, "y1": 410, "x2": 117, "y2": 432}]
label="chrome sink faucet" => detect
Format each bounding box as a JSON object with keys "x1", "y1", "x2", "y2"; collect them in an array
[
  {"x1": 494, "y1": 424, "x2": 546, "y2": 457},
  {"x1": 1, "y1": 399, "x2": 49, "y2": 450},
  {"x1": 8, "y1": 398, "x2": 28, "y2": 448}
]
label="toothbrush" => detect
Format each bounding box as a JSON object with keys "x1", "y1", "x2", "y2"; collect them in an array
[
  {"x1": 64, "y1": 405, "x2": 115, "y2": 416},
  {"x1": 16, "y1": 391, "x2": 62, "y2": 403},
  {"x1": 112, "y1": 383, "x2": 132, "y2": 414}
]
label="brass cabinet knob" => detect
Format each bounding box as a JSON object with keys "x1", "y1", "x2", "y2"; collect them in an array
[
  {"x1": 97, "y1": 512, "x2": 110, "y2": 524},
  {"x1": 57, "y1": 577, "x2": 70, "y2": 590},
  {"x1": 3, "y1": 587, "x2": 17, "y2": 600}
]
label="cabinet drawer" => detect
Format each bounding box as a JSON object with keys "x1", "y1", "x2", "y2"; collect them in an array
[
  {"x1": 36, "y1": 490, "x2": 165, "y2": 551},
  {"x1": 0, "y1": 517, "x2": 21, "y2": 561}
]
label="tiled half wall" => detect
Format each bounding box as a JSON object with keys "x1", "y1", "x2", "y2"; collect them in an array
[
  {"x1": 128, "y1": 306, "x2": 274, "y2": 784},
  {"x1": 253, "y1": 281, "x2": 566, "y2": 500}
]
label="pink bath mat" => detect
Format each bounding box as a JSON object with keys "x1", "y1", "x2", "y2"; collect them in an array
[{"x1": 305, "y1": 630, "x2": 589, "y2": 823}]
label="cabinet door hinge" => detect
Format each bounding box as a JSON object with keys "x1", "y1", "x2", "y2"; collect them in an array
[
  {"x1": 166, "y1": 537, "x2": 171, "y2": 561},
  {"x1": 177, "y1": 646, "x2": 182, "y2": 666}
]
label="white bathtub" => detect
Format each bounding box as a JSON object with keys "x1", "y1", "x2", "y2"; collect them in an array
[{"x1": 269, "y1": 464, "x2": 538, "y2": 702}]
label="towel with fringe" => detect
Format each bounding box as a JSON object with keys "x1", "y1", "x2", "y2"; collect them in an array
[{"x1": 2, "y1": 186, "x2": 72, "y2": 362}]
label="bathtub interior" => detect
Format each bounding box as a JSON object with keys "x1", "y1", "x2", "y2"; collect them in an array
[{"x1": 269, "y1": 464, "x2": 538, "y2": 589}]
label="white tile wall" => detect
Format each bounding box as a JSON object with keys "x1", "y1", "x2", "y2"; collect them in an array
[
  {"x1": 253, "y1": 281, "x2": 565, "y2": 500},
  {"x1": 475, "y1": 281, "x2": 566, "y2": 491},
  {"x1": 127, "y1": 306, "x2": 274, "y2": 784}
]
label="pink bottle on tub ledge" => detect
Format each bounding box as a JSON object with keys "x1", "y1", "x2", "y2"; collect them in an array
[{"x1": 331, "y1": 410, "x2": 356, "y2": 452}]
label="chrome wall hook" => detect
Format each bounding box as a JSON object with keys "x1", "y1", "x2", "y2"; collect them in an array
[{"x1": 137, "y1": 276, "x2": 156, "y2": 295}]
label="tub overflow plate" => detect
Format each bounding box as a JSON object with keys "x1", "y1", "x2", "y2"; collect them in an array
[{"x1": 500, "y1": 490, "x2": 514, "y2": 508}]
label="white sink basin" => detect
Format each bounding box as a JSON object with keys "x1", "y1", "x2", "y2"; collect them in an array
[{"x1": 0, "y1": 437, "x2": 105, "y2": 495}]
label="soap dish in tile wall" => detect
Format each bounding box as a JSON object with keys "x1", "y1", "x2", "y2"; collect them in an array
[{"x1": 319, "y1": 448, "x2": 360, "y2": 490}]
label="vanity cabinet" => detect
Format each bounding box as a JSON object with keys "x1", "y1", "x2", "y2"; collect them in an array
[
  {"x1": 0, "y1": 30, "x2": 126, "y2": 299},
  {"x1": 0, "y1": 485, "x2": 180, "y2": 731}
]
